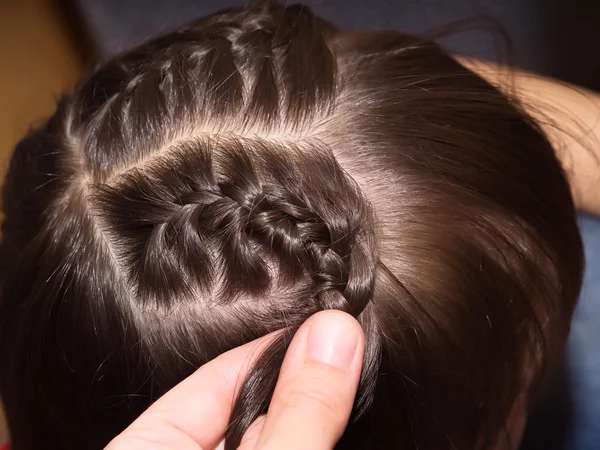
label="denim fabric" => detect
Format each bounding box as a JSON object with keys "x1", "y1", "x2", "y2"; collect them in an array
[{"x1": 522, "y1": 215, "x2": 600, "y2": 450}]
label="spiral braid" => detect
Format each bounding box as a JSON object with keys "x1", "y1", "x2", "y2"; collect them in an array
[{"x1": 94, "y1": 138, "x2": 377, "y2": 318}]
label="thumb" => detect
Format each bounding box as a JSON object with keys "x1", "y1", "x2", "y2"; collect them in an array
[{"x1": 251, "y1": 310, "x2": 365, "y2": 450}]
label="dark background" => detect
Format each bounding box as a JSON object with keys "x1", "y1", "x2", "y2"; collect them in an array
[{"x1": 61, "y1": 0, "x2": 600, "y2": 91}]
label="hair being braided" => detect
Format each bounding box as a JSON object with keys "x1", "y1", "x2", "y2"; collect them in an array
[
  {"x1": 0, "y1": 1, "x2": 585, "y2": 449},
  {"x1": 69, "y1": 2, "x2": 380, "y2": 446}
]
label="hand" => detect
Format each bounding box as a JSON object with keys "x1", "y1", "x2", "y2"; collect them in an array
[{"x1": 105, "y1": 310, "x2": 365, "y2": 450}]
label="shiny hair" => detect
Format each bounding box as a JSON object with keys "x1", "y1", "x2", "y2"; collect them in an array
[{"x1": 0, "y1": 2, "x2": 583, "y2": 449}]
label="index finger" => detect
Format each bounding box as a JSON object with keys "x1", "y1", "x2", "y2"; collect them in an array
[{"x1": 106, "y1": 334, "x2": 275, "y2": 450}]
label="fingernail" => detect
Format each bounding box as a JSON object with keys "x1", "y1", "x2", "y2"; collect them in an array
[{"x1": 306, "y1": 312, "x2": 359, "y2": 370}]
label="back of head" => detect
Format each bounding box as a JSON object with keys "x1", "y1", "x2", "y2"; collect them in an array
[{"x1": 0, "y1": 2, "x2": 583, "y2": 449}]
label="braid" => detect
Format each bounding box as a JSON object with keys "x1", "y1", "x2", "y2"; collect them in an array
[
  {"x1": 95, "y1": 137, "x2": 377, "y2": 307},
  {"x1": 69, "y1": 1, "x2": 378, "y2": 447},
  {"x1": 68, "y1": 1, "x2": 338, "y2": 182}
]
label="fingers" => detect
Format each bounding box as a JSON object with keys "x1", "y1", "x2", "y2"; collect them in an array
[
  {"x1": 253, "y1": 310, "x2": 365, "y2": 450},
  {"x1": 106, "y1": 334, "x2": 275, "y2": 450},
  {"x1": 106, "y1": 310, "x2": 364, "y2": 450}
]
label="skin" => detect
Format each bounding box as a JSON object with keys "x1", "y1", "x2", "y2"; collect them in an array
[{"x1": 460, "y1": 57, "x2": 600, "y2": 217}]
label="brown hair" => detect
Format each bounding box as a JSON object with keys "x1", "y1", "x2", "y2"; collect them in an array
[{"x1": 0, "y1": 2, "x2": 583, "y2": 449}]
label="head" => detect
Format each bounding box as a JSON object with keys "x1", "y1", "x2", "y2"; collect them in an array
[{"x1": 0, "y1": 2, "x2": 583, "y2": 449}]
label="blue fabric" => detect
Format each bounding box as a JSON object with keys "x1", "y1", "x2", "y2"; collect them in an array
[
  {"x1": 522, "y1": 215, "x2": 600, "y2": 450},
  {"x1": 565, "y1": 216, "x2": 600, "y2": 449}
]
